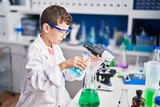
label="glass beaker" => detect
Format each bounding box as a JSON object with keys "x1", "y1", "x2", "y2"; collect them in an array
[
  {"x1": 144, "y1": 61, "x2": 160, "y2": 107},
  {"x1": 116, "y1": 44, "x2": 128, "y2": 70},
  {"x1": 117, "y1": 89, "x2": 130, "y2": 107},
  {"x1": 79, "y1": 59, "x2": 103, "y2": 107}
]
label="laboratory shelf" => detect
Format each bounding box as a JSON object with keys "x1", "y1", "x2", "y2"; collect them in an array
[
  {"x1": 113, "y1": 47, "x2": 150, "y2": 57},
  {"x1": 0, "y1": 39, "x2": 31, "y2": 46},
  {"x1": 16, "y1": 9, "x2": 42, "y2": 15},
  {"x1": 0, "y1": 12, "x2": 6, "y2": 16},
  {"x1": 60, "y1": 42, "x2": 86, "y2": 51},
  {"x1": 130, "y1": 10, "x2": 160, "y2": 19},
  {"x1": 60, "y1": 42, "x2": 150, "y2": 57},
  {"x1": 0, "y1": 39, "x2": 151, "y2": 57},
  {"x1": 9, "y1": 0, "x2": 30, "y2": 11}
]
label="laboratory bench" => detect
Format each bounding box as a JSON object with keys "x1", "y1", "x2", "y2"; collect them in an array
[{"x1": 68, "y1": 66, "x2": 146, "y2": 107}]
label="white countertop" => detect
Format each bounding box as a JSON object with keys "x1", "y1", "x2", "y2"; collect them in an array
[
  {"x1": 0, "y1": 39, "x2": 31, "y2": 46},
  {"x1": 68, "y1": 66, "x2": 146, "y2": 107}
]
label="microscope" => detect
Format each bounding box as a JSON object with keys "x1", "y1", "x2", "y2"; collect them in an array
[
  {"x1": 96, "y1": 60, "x2": 116, "y2": 91},
  {"x1": 84, "y1": 43, "x2": 116, "y2": 91}
]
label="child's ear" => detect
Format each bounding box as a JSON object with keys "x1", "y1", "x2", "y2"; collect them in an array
[{"x1": 42, "y1": 23, "x2": 49, "y2": 33}]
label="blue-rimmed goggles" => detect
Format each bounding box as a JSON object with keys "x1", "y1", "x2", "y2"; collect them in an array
[{"x1": 46, "y1": 22, "x2": 71, "y2": 35}]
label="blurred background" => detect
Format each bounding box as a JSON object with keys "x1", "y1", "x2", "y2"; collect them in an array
[{"x1": 0, "y1": 0, "x2": 160, "y2": 107}]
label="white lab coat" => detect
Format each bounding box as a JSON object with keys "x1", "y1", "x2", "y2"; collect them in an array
[{"x1": 16, "y1": 34, "x2": 84, "y2": 107}]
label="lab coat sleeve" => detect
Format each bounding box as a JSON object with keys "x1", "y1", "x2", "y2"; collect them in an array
[{"x1": 25, "y1": 45, "x2": 63, "y2": 92}]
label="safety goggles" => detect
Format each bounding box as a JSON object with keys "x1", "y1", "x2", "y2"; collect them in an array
[{"x1": 46, "y1": 22, "x2": 71, "y2": 36}]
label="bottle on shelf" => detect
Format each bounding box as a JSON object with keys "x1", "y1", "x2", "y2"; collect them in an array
[
  {"x1": 89, "y1": 26, "x2": 96, "y2": 44},
  {"x1": 80, "y1": 21, "x2": 86, "y2": 43},
  {"x1": 97, "y1": 20, "x2": 107, "y2": 45},
  {"x1": 1, "y1": 0, "x2": 10, "y2": 14},
  {"x1": 68, "y1": 23, "x2": 80, "y2": 45},
  {"x1": 151, "y1": 47, "x2": 160, "y2": 62},
  {"x1": 14, "y1": 22, "x2": 23, "y2": 40},
  {"x1": 103, "y1": 23, "x2": 110, "y2": 46},
  {"x1": 131, "y1": 90, "x2": 145, "y2": 107}
]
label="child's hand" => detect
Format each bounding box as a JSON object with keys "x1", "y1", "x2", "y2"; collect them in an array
[
  {"x1": 90, "y1": 54, "x2": 102, "y2": 62},
  {"x1": 59, "y1": 56, "x2": 87, "y2": 71}
]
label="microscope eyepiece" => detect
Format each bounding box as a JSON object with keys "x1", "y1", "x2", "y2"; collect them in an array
[
  {"x1": 84, "y1": 43, "x2": 93, "y2": 51},
  {"x1": 84, "y1": 43, "x2": 115, "y2": 62}
]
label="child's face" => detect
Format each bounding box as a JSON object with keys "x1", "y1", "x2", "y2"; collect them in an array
[{"x1": 47, "y1": 22, "x2": 70, "y2": 44}]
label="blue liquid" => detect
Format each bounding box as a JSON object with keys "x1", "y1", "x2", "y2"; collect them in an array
[
  {"x1": 70, "y1": 68, "x2": 83, "y2": 77},
  {"x1": 70, "y1": 52, "x2": 89, "y2": 77}
]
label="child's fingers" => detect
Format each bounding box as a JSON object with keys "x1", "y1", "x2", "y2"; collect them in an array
[{"x1": 90, "y1": 54, "x2": 102, "y2": 61}]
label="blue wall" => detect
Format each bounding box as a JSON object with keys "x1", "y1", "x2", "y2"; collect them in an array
[{"x1": 69, "y1": 13, "x2": 128, "y2": 39}]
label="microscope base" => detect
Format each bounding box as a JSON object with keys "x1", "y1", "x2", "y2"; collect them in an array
[{"x1": 96, "y1": 81, "x2": 114, "y2": 92}]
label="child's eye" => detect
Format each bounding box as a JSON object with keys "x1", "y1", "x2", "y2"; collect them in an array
[{"x1": 59, "y1": 30, "x2": 66, "y2": 34}]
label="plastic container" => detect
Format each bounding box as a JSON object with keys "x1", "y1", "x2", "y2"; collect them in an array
[
  {"x1": 144, "y1": 61, "x2": 160, "y2": 107},
  {"x1": 70, "y1": 52, "x2": 90, "y2": 77}
]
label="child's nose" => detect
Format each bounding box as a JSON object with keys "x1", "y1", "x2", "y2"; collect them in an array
[{"x1": 62, "y1": 34, "x2": 67, "y2": 39}]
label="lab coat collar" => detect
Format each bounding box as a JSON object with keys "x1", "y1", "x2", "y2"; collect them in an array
[
  {"x1": 34, "y1": 34, "x2": 62, "y2": 67},
  {"x1": 34, "y1": 34, "x2": 55, "y2": 58}
]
